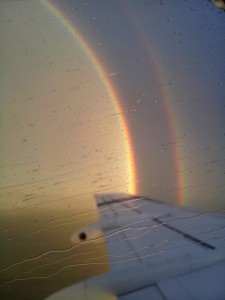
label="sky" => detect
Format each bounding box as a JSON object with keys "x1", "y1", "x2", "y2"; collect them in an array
[
  {"x1": 47, "y1": 0, "x2": 225, "y2": 211},
  {"x1": 0, "y1": 0, "x2": 225, "y2": 299}
]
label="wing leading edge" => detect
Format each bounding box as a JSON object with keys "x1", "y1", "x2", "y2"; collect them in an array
[{"x1": 46, "y1": 193, "x2": 225, "y2": 300}]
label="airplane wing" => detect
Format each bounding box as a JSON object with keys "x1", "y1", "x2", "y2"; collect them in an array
[{"x1": 46, "y1": 193, "x2": 225, "y2": 300}]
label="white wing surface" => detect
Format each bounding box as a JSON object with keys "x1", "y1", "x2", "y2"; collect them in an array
[{"x1": 46, "y1": 193, "x2": 225, "y2": 300}]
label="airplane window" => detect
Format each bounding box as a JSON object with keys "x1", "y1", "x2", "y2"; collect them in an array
[{"x1": 0, "y1": 0, "x2": 225, "y2": 299}]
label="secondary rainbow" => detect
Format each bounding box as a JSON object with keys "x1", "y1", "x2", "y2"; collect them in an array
[
  {"x1": 40, "y1": 0, "x2": 136, "y2": 195},
  {"x1": 119, "y1": 2, "x2": 187, "y2": 205},
  {"x1": 153, "y1": 60, "x2": 188, "y2": 205}
]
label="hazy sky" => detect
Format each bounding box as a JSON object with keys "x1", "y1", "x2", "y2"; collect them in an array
[
  {"x1": 1, "y1": 0, "x2": 225, "y2": 213},
  {"x1": 50, "y1": 0, "x2": 225, "y2": 211}
]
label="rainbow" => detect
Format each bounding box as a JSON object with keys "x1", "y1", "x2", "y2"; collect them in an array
[
  {"x1": 154, "y1": 62, "x2": 187, "y2": 205},
  {"x1": 40, "y1": 0, "x2": 137, "y2": 195},
  {"x1": 119, "y1": 2, "x2": 187, "y2": 205}
]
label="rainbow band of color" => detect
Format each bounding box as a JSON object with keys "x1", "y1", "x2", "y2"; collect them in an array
[
  {"x1": 40, "y1": 0, "x2": 136, "y2": 195},
  {"x1": 145, "y1": 46, "x2": 187, "y2": 206}
]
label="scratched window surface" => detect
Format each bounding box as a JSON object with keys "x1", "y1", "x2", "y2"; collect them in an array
[{"x1": 0, "y1": 0, "x2": 225, "y2": 299}]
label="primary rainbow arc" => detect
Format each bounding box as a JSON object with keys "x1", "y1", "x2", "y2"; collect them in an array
[{"x1": 41, "y1": 0, "x2": 137, "y2": 195}]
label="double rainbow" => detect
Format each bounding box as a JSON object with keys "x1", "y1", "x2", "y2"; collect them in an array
[{"x1": 41, "y1": 0, "x2": 186, "y2": 205}]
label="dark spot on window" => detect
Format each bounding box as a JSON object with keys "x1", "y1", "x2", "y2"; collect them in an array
[{"x1": 79, "y1": 232, "x2": 87, "y2": 241}]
